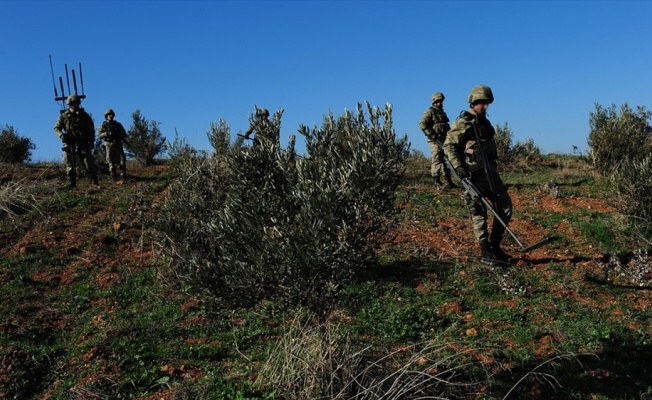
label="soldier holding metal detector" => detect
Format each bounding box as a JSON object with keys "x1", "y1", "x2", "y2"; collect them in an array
[
  {"x1": 443, "y1": 85, "x2": 554, "y2": 265},
  {"x1": 98, "y1": 108, "x2": 128, "y2": 182},
  {"x1": 444, "y1": 85, "x2": 512, "y2": 265}
]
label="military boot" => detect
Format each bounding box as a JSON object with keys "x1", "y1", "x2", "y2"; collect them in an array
[
  {"x1": 433, "y1": 175, "x2": 444, "y2": 190},
  {"x1": 480, "y1": 242, "x2": 497, "y2": 266},
  {"x1": 443, "y1": 170, "x2": 456, "y2": 189},
  {"x1": 490, "y1": 237, "x2": 510, "y2": 263}
]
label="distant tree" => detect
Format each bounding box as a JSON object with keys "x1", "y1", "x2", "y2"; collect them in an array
[
  {"x1": 0, "y1": 124, "x2": 35, "y2": 164},
  {"x1": 125, "y1": 110, "x2": 166, "y2": 166},
  {"x1": 588, "y1": 102, "x2": 652, "y2": 176},
  {"x1": 494, "y1": 122, "x2": 514, "y2": 165},
  {"x1": 493, "y1": 122, "x2": 541, "y2": 169},
  {"x1": 206, "y1": 119, "x2": 230, "y2": 155}
]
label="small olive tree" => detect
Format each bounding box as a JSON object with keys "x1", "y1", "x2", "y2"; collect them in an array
[
  {"x1": 588, "y1": 102, "x2": 652, "y2": 176},
  {"x1": 493, "y1": 122, "x2": 541, "y2": 169},
  {"x1": 0, "y1": 125, "x2": 35, "y2": 164},
  {"x1": 126, "y1": 110, "x2": 166, "y2": 166},
  {"x1": 156, "y1": 103, "x2": 409, "y2": 317}
]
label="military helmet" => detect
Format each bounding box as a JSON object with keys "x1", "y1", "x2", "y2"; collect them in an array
[
  {"x1": 66, "y1": 94, "x2": 81, "y2": 104},
  {"x1": 467, "y1": 85, "x2": 494, "y2": 105},
  {"x1": 431, "y1": 92, "x2": 445, "y2": 103},
  {"x1": 105, "y1": 108, "x2": 115, "y2": 117}
]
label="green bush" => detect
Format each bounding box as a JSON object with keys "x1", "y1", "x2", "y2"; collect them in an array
[
  {"x1": 587, "y1": 102, "x2": 652, "y2": 176},
  {"x1": 156, "y1": 103, "x2": 409, "y2": 316},
  {"x1": 494, "y1": 122, "x2": 513, "y2": 164},
  {"x1": 611, "y1": 155, "x2": 652, "y2": 239},
  {"x1": 493, "y1": 122, "x2": 541, "y2": 169},
  {"x1": 125, "y1": 110, "x2": 166, "y2": 166},
  {"x1": 0, "y1": 125, "x2": 35, "y2": 164}
]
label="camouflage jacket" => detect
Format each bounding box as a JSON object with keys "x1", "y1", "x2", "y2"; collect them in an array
[
  {"x1": 443, "y1": 109, "x2": 497, "y2": 172},
  {"x1": 419, "y1": 106, "x2": 450, "y2": 142},
  {"x1": 54, "y1": 108, "x2": 95, "y2": 142},
  {"x1": 98, "y1": 120, "x2": 128, "y2": 144}
]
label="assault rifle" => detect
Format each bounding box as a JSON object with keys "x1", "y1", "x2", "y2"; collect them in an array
[{"x1": 437, "y1": 137, "x2": 555, "y2": 253}]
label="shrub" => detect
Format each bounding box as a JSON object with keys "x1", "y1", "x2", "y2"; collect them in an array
[
  {"x1": 494, "y1": 122, "x2": 513, "y2": 164},
  {"x1": 493, "y1": 122, "x2": 541, "y2": 169},
  {"x1": 125, "y1": 110, "x2": 166, "y2": 166},
  {"x1": 156, "y1": 103, "x2": 409, "y2": 316},
  {"x1": 611, "y1": 155, "x2": 652, "y2": 240},
  {"x1": 587, "y1": 102, "x2": 652, "y2": 176},
  {"x1": 0, "y1": 125, "x2": 35, "y2": 164},
  {"x1": 167, "y1": 130, "x2": 202, "y2": 171}
]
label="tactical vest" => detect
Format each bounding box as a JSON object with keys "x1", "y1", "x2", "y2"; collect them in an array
[
  {"x1": 64, "y1": 110, "x2": 91, "y2": 138},
  {"x1": 460, "y1": 111, "x2": 497, "y2": 164}
]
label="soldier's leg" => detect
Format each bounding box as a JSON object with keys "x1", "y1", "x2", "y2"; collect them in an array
[
  {"x1": 465, "y1": 192, "x2": 494, "y2": 265},
  {"x1": 107, "y1": 144, "x2": 120, "y2": 181},
  {"x1": 428, "y1": 140, "x2": 444, "y2": 188},
  {"x1": 104, "y1": 144, "x2": 115, "y2": 180},
  {"x1": 118, "y1": 146, "x2": 127, "y2": 180},
  {"x1": 489, "y1": 183, "x2": 513, "y2": 261},
  {"x1": 79, "y1": 143, "x2": 99, "y2": 185},
  {"x1": 434, "y1": 147, "x2": 453, "y2": 189},
  {"x1": 62, "y1": 145, "x2": 76, "y2": 187}
]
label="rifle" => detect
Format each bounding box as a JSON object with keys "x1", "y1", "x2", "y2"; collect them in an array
[
  {"x1": 237, "y1": 132, "x2": 254, "y2": 141},
  {"x1": 437, "y1": 138, "x2": 555, "y2": 253}
]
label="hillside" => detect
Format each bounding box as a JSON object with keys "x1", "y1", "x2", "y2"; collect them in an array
[{"x1": 1, "y1": 156, "x2": 651, "y2": 399}]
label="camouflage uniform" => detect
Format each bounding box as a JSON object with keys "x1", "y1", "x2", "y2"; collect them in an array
[
  {"x1": 443, "y1": 85, "x2": 512, "y2": 263},
  {"x1": 98, "y1": 109, "x2": 128, "y2": 181},
  {"x1": 53, "y1": 95, "x2": 99, "y2": 186},
  {"x1": 245, "y1": 108, "x2": 277, "y2": 145},
  {"x1": 419, "y1": 92, "x2": 453, "y2": 188}
]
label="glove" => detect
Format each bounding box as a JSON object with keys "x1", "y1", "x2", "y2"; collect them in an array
[
  {"x1": 60, "y1": 133, "x2": 72, "y2": 144},
  {"x1": 455, "y1": 166, "x2": 469, "y2": 179}
]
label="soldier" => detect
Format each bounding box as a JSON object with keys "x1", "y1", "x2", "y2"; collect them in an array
[
  {"x1": 419, "y1": 92, "x2": 454, "y2": 189},
  {"x1": 244, "y1": 108, "x2": 276, "y2": 145},
  {"x1": 98, "y1": 108, "x2": 128, "y2": 182},
  {"x1": 54, "y1": 94, "x2": 99, "y2": 187},
  {"x1": 443, "y1": 85, "x2": 512, "y2": 265}
]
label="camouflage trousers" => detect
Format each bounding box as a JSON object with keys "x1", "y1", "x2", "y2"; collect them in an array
[
  {"x1": 104, "y1": 142, "x2": 127, "y2": 179},
  {"x1": 427, "y1": 139, "x2": 446, "y2": 179},
  {"x1": 62, "y1": 140, "x2": 97, "y2": 180},
  {"x1": 464, "y1": 170, "x2": 512, "y2": 245}
]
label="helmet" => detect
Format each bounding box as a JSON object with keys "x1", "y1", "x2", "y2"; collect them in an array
[
  {"x1": 467, "y1": 85, "x2": 494, "y2": 105},
  {"x1": 431, "y1": 92, "x2": 445, "y2": 103},
  {"x1": 257, "y1": 108, "x2": 270, "y2": 118},
  {"x1": 105, "y1": 108, "x2": 115, "y2": 117},
  {"x1": 66, "y1": 94, "x2": 81, "y2": 104}
]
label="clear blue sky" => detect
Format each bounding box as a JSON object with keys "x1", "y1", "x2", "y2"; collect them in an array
[{"x1": 2, "y1": 0, "x2": 650, "y2": 162}]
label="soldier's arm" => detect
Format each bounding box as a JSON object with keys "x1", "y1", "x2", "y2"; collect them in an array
[
  {"x1": 443, "y1": 120, "x2": 466, "y2": 169},
  {"x1": 117, "y1": 123, "x2": 129, "y2": 141},
  {"x1": 86, "y1": 114, "x2": 96, "y2": 142},
  {"x1": 98, "y1": 122, "x2": 108, "y2": 139},
  {"x1": 418, "y1": 109, "x2": 435, "y2": 137},
  {"x1": 54, "y1": 114, "x2": 65, "y2": 139}
]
